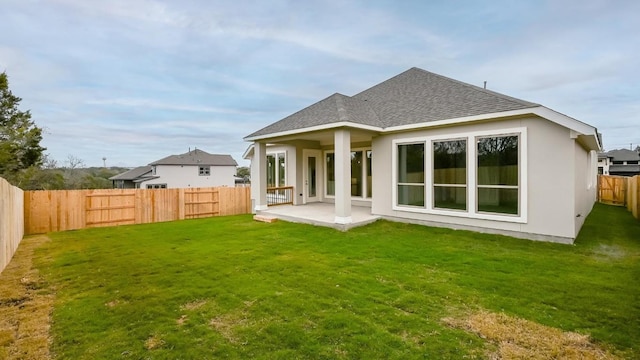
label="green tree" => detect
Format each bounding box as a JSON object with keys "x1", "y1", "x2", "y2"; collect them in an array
[
  {"x1": 0, "y1": 72, "x2": 45, "y2": 185},
  {"x1": 236, "y1": 166, "x2": 250, "y2": 179}
]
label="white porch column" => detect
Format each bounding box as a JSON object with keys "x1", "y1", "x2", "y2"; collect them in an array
[
  {"x1": 334, "y1": 129, "x2": 352, "y2": 224},
  {"x1": 252, "y1": 142, "x2": 268, "y2": 212}
]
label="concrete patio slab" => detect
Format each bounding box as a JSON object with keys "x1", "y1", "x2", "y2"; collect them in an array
[{"x1": 257, "y1": 202, "x2": 380, "y2": 231}]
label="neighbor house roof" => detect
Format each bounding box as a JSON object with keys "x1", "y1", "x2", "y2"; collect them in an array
[
  {"x1": 244, "y1": 67, "x2": 601, "y2": 151},
  {"x1": 606, "y1": 149, "x2": 640, "y2": 162},
  {"x1": 150, "y1": 149, "x2": 238, "y2": 166},
  {"x1": 109, "y1": 165, "x2": 153, "y2": 181}
]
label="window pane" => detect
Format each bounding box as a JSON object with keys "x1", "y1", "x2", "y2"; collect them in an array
[
  {"x1": 267, "y1": 155, "x2": 276, "y2": 188},
  {"x1": 433, "y1": 140, "x2": 466, "y2": 184},
  {"x1": 397, "y1": 185, "x2": 424, "y2": 207},
  {"x1": 351, "y1": 151, "x2": 363, "y2": 197},
  {"x1": 326, "y1": 153, "x2": 335, "y2": 196},
  {"x1": 477, "y1": 136, "x2": 518, "y2": 186},
  {"x1": 434, "y1": 186, "x2": 467, "y2": 210},
  {"x1": 278, "y1": 153, "x2": 286, "y2": 187},
  {"x1": 477, "y1": 188, "x2": 518, "y2": 215},
  {"x1": 398, "y1": 143, "x2": 424, "y2": 183},
  {"x1": 366, "y1": 150, "x2": 372, "y2": 198}
]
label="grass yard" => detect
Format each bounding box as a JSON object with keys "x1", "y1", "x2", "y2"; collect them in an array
[{"x1": 13, "y1": 203, "x2": 640, "y2": 358}]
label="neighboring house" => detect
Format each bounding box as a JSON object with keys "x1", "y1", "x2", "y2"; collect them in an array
[
  {"x1": 109, "y1": 149, "x2": 238, "y2": 189},
  {"x1": 244, "y1": 67, "x2": 601, "y2": 243},
  {"x1": 109, "y1": 165, "x2": 153, "y2": 188},
  {"x1": 602, "y1": 149, "x2": 640, "y2": 176},
  {"x1": 597, "y1": 153, "x2": 610, "y2": 175}
]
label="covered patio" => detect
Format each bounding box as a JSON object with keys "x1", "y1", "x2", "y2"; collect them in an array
[{"x1": 258, "y1": 203, "x2": 380, "y2": 231}]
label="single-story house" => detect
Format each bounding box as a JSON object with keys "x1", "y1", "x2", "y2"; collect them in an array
[
  {"x1": 109, "y1": 149, "x2": 238, "y2": 189},
  {"x1": 244, "y1": 67, "x2": 601, "y2": 243}
]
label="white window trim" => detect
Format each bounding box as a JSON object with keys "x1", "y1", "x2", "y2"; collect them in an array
[
  {"x1": 324, "y1": 147, "x2": 372, "y2": 201},
  {"x1": 392, "y1": 127, "x2": 528, "y2": 224}
]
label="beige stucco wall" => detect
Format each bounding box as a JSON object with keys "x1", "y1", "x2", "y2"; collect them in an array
[
  {"x1": 139, "y1": 164, "x2": 237, "y2": 188},
  {"x1": 371, "y1": 116, "x2": 589, "y2": 242}
]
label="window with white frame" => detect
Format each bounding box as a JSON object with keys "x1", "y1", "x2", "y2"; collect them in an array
[
  {"x1": 147, "y1": 184, "x2": 167, "y2": 189},
  {"x1": 393, "y1": 128, "x2": 526, "y2": 222},
  {"x1": 325, "y1": 148, "x2": 373, "y2": 199},
  {"x1": 326, "y1": 153, "x2": 335, "y2": 195},
  {"x1": 433, "y1": 139, "x2": 467, "y2": 210},
  {"x1": 397, "y1": 143, "x2": 425, "y2": 206},
  {"x1": 476, "y1": 135, "x2": 519, "y2": 215},
  {"x1": 199, "y1": 166, "x2": 210, "y2": 176},
  {"x1": 267, "y1": 152, "x2": 286, "y2": 187}
]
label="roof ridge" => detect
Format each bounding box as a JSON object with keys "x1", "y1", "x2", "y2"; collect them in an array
[
  {"x1": 409, "y1": 67, "x2": 539, "y2": 107},
  {"x1": 333, "y1": 93, "x2": 351, "y2": 122}
]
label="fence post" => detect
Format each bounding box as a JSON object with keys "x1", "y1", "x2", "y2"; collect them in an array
[{"x1": 178, "y1": 188, "x2": 185, "y2": 220}]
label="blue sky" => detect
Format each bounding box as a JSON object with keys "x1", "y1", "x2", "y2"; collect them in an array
[{"x1": 1, "y1": 0, "x2": 638, "y2": 167}]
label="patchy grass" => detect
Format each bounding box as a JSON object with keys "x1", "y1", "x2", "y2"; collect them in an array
[
  {"x1": 444, "y1": 310, "x2": 619, "y2": 359},
  {"x1": 0, "y1": 235, "x2": 53, "y2": 360},
  {"x1": 6, "y1": 203, "x2": 637, "y2": 359}
]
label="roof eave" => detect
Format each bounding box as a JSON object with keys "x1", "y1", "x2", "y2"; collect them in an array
[
  {"x1": 244, "y1": 106, "x2": 601, "y2": 151},
  {"x1": 243, "y1": 122, "x2": 383, "y2": 142}
]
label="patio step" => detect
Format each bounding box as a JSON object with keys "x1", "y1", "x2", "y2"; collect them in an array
[{"x1": 253, "y1": 215, "x2": 278, "y2": 223}]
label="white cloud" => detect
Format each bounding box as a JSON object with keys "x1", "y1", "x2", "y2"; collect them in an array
[{"x1": 2, "y1": 0, "x2": 639, "y2": 165}]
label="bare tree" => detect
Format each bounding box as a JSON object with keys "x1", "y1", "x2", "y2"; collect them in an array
[{"x1": 65, "y1": 154, "x2": 85, "y2": 169}]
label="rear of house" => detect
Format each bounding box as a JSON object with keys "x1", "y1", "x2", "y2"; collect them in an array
[{"x1": 244, "y1": 68, "x2": 600, "y2": 243}]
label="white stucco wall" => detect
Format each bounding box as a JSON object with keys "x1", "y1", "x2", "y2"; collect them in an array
[
  {"x1": 371, "y1": 116, "x2": 589, "y2": 242},
  {"x1": 574, "y1": 146, "x2": 597, "y2": 236},
  {"x1": 139, "y1": 164, "x2": 236, "y2": 188}
]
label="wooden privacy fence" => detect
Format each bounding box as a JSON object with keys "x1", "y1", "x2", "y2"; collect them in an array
[
  {"x1": 1, "y1": 177, "x2": 24, "y2": 274},
  {"x1": 597, "y1": 175, "x2": 640, "y2": 220},
  {"x1": 24, "y1": 187, "x2": 251, "y2": 234},
  {"x1": 598, "y1": 175, "x2": 627, "y2": 206}
]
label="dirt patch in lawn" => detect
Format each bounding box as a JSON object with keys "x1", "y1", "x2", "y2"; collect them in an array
[
  {"x1": 443, "y1": 310, "x2": 619, "y2": 359},
  {"x1": 0, "y1": 235, "x2": 54, "y2": 360}
]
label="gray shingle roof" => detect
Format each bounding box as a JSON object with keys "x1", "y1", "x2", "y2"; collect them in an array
[
  {"x1": 109, "y1": 165, "x2": 152, "y2": 180},
  {"x1": 606, "y1": 149, "x2": 640, "y2": 162},
  {"x1": 246, "y1": 67, "x2": 539, "y2": 139},
  {"x1": 245, "y1": 93, "x2": 384, "y2": 138},
  {"x1": 609, "y1": 165, "x2": 640, "y2": 173},
  {"x1": 149, "y1": 149, "x2": 238, "y2": 166}
]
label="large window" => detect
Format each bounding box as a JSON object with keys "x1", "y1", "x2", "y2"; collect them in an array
[
  {"x1": 397, "y1": 143, "x2": 425, "y2": 206},
  {"x1": 393, "y1": 128, "x2": 526, "y2": 222},
  {"x1": 433, "y1": 139, "x2": 466, "y2": 210},
  {"x1": 476, "y1": 135, "x2": 519, "y2": 215},
  {"x1": 267, "y1": 152, "x2": 286, "y2": 187}
]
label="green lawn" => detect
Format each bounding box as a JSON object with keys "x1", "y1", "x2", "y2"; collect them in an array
[{"x1": 36, "y1": 203, "x2": 639, "y2": 359}]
